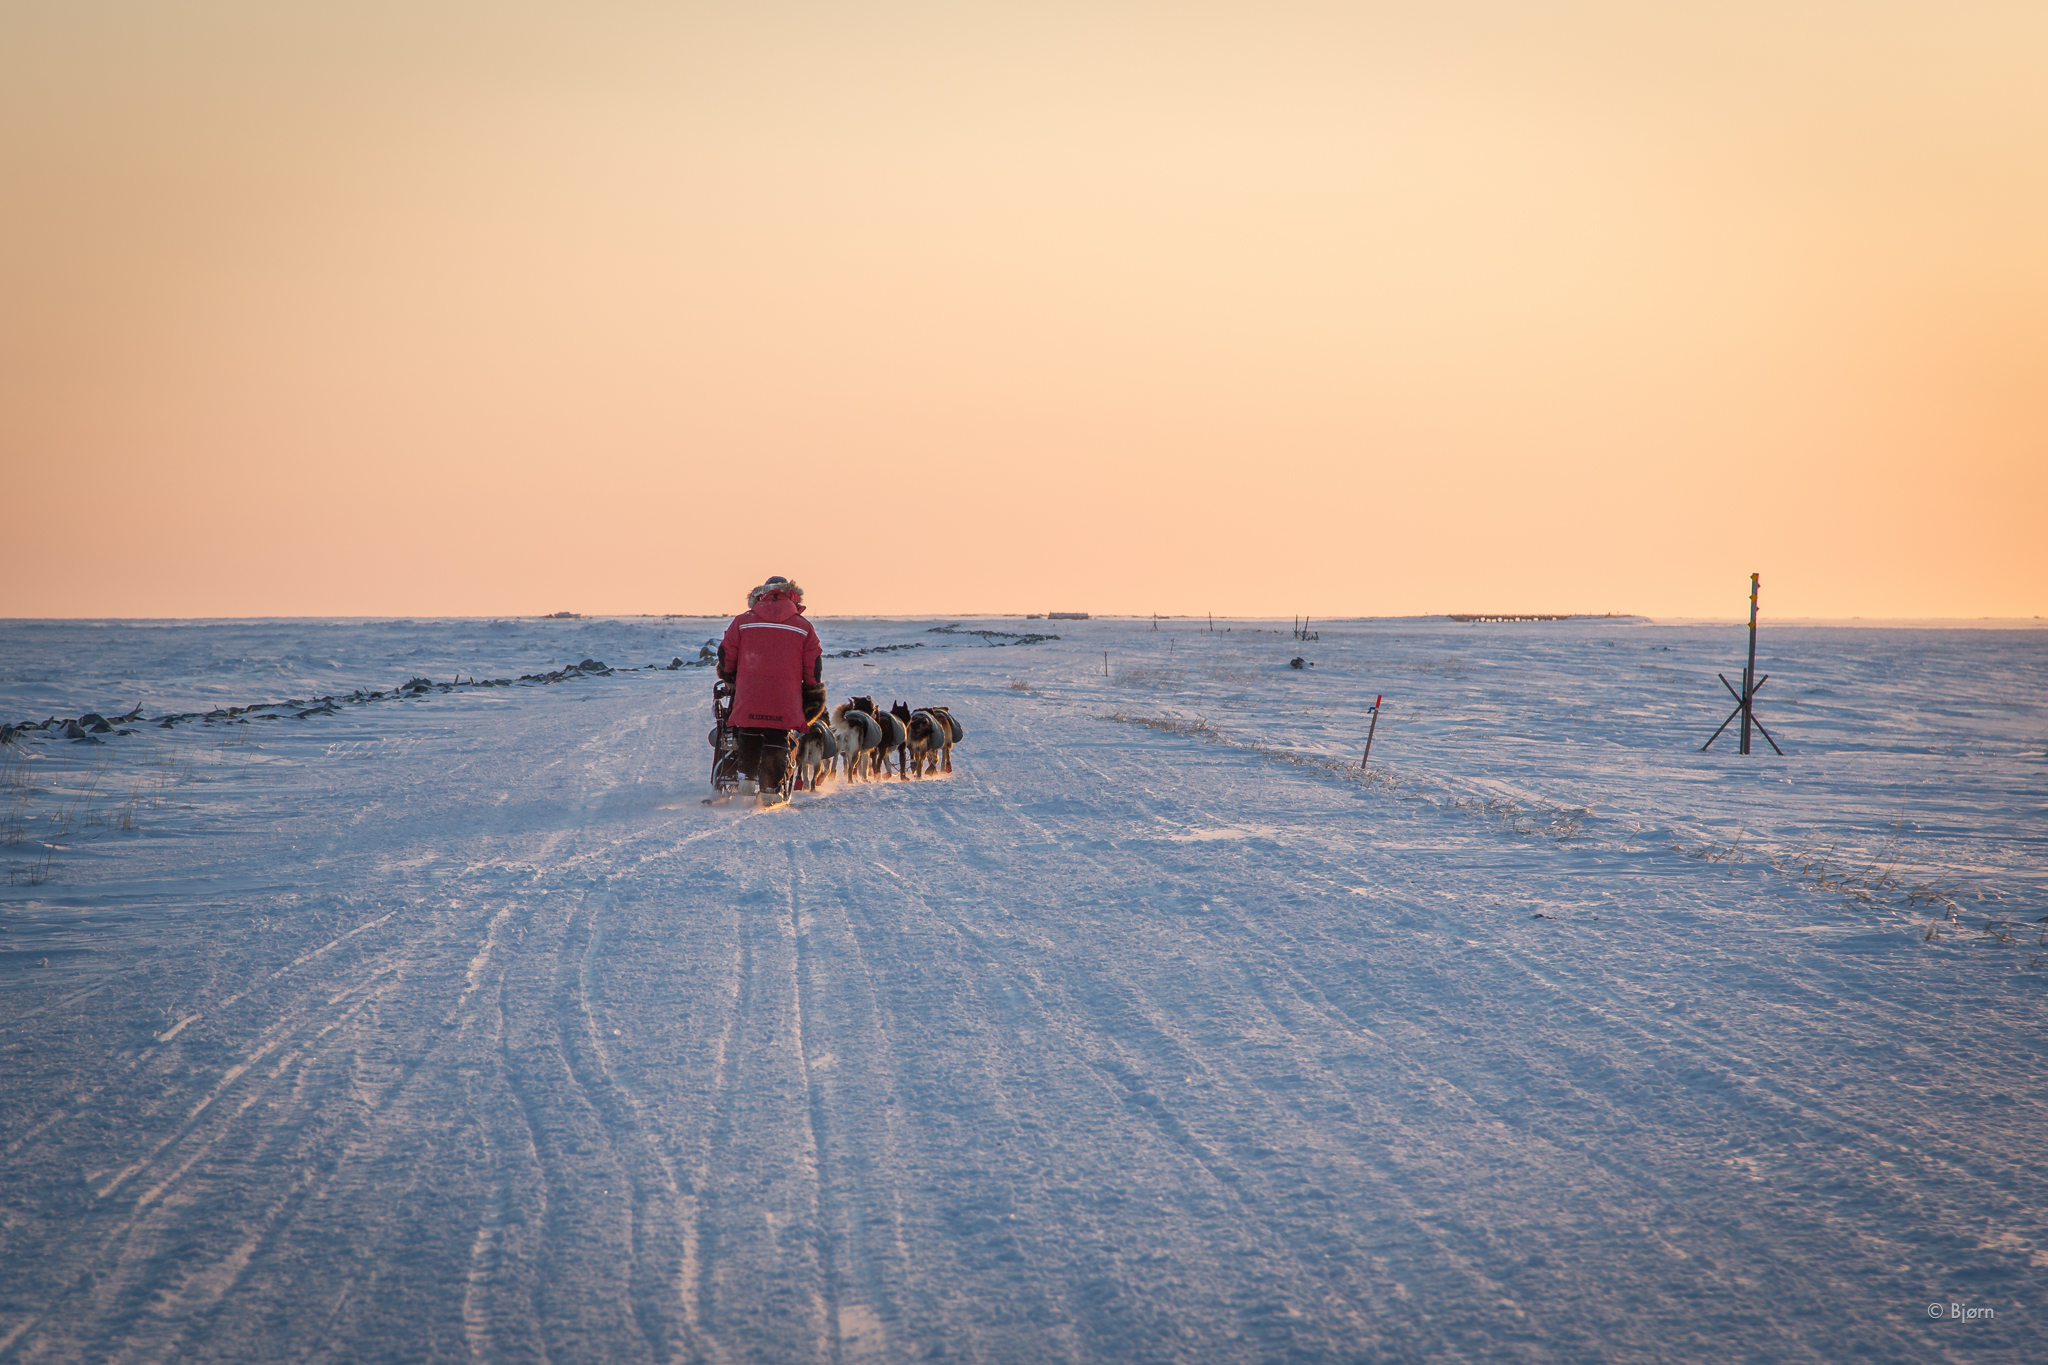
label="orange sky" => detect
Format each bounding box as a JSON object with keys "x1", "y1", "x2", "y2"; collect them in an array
[{"x1": 3, "y1": 1, "x2": 2043, "y2": 619}]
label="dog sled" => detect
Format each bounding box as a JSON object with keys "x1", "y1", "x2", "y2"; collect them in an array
[
  {"x1": 709, "y1": 680, "x2": 965, "y2": 802},
  {"x1": 704, "y1": 677, "x2": 798, "y2": 806}
]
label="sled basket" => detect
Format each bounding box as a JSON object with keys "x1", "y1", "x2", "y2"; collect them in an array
[{"x1": 708, "y1": 678, "x2": 799, "y2": 802}]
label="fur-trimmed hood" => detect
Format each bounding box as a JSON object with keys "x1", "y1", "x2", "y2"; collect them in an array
[{"x1": 747, "y1": 577, "x2": 803, "y2": 608}]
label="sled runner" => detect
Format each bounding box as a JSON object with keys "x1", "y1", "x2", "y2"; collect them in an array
[{"x1": 707, "y1": 678, "x2": 740, "y2": 797}]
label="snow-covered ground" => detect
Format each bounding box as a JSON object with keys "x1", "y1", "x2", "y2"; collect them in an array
[{"x1": 2, "y1": 615, "x2": 2043, "y2": 1362}]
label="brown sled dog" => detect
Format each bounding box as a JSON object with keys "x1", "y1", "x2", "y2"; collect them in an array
[
  {"x1": 922, "y1": 706, "x2": 964, "y2": 774},
  {"x1": 892, "y1": 702, "x2": 963, "y2": 777}
]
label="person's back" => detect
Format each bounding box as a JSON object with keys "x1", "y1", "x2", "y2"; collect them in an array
[{"x1": 717, "y1": 577, "x2": 824, "y2": 803}]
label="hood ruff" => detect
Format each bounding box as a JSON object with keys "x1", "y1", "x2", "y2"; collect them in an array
[{"x1": 748, "y1": 579, "x2": 803, "y2": 608}]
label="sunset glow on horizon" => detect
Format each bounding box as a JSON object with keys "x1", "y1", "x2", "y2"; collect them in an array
[{"x1": 4, "y1": 1, "x2": 2043, "y2": 620}]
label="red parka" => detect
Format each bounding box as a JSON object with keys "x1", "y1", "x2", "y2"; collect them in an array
[{"x1": 718, "y1": 589, "x2": 823, "y2": 730}]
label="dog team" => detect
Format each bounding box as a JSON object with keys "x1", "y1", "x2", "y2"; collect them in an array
[
  {"x1": 716, "y1": 576, "x2": 965, "y2": 805},
  {"x1": 793, "y1": 697, "x2": 965, "y2": 791}
]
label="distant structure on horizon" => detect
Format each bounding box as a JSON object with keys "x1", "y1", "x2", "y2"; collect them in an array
[
  {"x1": 1448, "y1": 613, "x2": 1572, "y2": 623},
  {"x1": 1447, "y1": 613, "x2": 1635, "y2": 622},
  {"x1": 1047, "y1": 612, "x2": 1090, "y2": 620},
  {"x1": 542, "y1": 611, "x2": 581, "y2": 620}
]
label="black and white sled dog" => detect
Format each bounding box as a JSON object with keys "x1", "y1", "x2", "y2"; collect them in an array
[
  {"x1": 891, "y1": 701, "x2": 965, "y2": 777},
  {"x1": 828, "y1": 701, "x2": 884, "y2": 781},
  {"x1": 792, "y1": 721, "x2": 837, "y2": 791}
]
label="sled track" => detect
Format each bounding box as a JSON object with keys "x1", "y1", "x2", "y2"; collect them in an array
[{"x1": 3, "y1": 628, "x2": 2041, "y2": 1364}]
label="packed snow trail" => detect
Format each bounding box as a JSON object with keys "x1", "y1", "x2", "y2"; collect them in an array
[{"x1": 1, "y1": 618, "x2": 2041, "y2": 1362}]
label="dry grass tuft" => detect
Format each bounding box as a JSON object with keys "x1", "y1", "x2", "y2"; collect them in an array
[
  {"x1": 7, "y1": 843, "x2": 54, "y2": 886},
  {"x1": 1764, "y1": 828, "x2": 1911, "y2": 906},
  {"x1": 0, "y1": 734, "x2": 197, "y2": 876},
  {"x1": 1096, "y1": 710, "x2": 1406, "y2": 797},
  {"x1": 1681, "y1": 822, "x2": 2018, "y2": 941},
  {"x1": 1101, "y1": 709, "x2": 1214, "y2": 738},
  {"x1": 1, "y1": 789, "x2": 28, "y2": 846},
  {"x1": 1112, "y1": 666, "x2": 1188, "y2": 691},
  {"x1": 1451, "y1": 793, "x2": 1593, "y2": 841}
]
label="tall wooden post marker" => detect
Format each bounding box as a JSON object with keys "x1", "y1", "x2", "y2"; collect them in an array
[{"x1": 1702, "y1": 572, "x2": 1783, "y2": 755}]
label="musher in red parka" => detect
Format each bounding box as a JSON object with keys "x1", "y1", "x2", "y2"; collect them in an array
[{"x1": 717, "y1": 576, "x2": 825, "y2": 804}]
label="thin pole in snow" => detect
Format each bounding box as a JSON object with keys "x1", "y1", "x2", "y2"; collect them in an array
[
  {"x1": 1703, "y1": 573, "x2": 1781, "y2": 755},
  {"x1": 1104, "y1": 651, "x2": 1108, "y2": 677},
  {"x1": 1740, "y1": 573, "x2": 1759, "y2": 755},
  {"x1": 1361, "y1": 695, "x2": 1382, "y2": 768}
]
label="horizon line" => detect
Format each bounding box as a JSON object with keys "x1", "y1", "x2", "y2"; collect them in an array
[{"x1": 3, "y1": 612, "x2": 2044, "y2": 629}]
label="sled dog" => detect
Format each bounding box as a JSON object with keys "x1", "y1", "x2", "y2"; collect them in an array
[
  {"x1": 851, "y1": 696, "x2": 909, "y2": 779},
  {"x1": 923, "y1": 705, "x2": 964, "y2": 774},
  {"x1": 829, "y1": 702, "x2": 884, "y2": 781},
  {"x1": 793, "y1": 721, "x2": 837, "y2": 792},
  {"x1": 895, "y1": 703, "x2": 953, "y2": 778}
]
